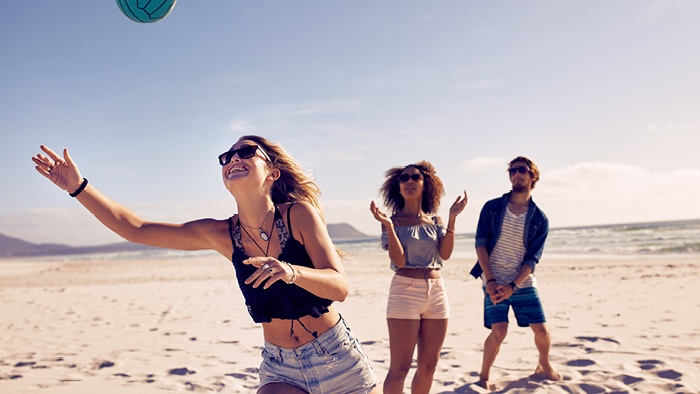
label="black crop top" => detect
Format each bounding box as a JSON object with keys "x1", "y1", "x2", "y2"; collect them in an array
[{"x1": 229, "y1": 203, "x2": 333, "y2": 329}]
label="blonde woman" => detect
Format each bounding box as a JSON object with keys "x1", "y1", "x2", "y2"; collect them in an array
[
  {"x1": 33, "y1": 135, "x2": 379, "y2": 394},
  {"x1": 370, "y1": 161, "x2": 467, "y2": 394}
]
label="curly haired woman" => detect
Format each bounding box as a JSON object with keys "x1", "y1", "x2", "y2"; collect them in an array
[{"x1": 370, "y1": 161, "x2": 467, "y2": 394}]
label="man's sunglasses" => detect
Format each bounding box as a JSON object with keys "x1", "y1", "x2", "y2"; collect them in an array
[
  {"x1": 399, "y1": 173, "x2": 423, "y2": 183},
  {"x1": 218, "y1": 145, "x2": 270, "y2": 166},
  {"x1": 507, "y1": 166, "x2": 531, "y2": 176}
]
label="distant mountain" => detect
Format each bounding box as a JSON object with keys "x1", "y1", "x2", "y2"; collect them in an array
[
  {"x1": 327, "y1": 223, "x2": 374, "y2": 241},
  {"x1": 0, "y1": 222, "x2": 372, "y2": 258},
  {"x1": 0, "y1": 233, "x2": 163, "y2": 258}
]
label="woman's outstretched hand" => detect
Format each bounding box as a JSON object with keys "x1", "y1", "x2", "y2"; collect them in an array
[
  {"x1": 449, "y1": 191, "x2": 468, "y2": 219},
  {"x1": 32, "y1": 145, "x2": 84, "y2": 194}
]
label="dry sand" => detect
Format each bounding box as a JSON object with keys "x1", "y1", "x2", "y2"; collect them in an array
[{"x1": 1, "y1": 253, "x2": 699, "y2": 393}]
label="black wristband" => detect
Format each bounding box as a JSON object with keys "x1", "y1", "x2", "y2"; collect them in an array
[
  {"x1": 486, "y1": 278, "x2": 497, "y2": 285},
  {"x1": 509, "y1": 281, "x2": 519, "y2": 292},
  {"x1": 70, "y1": 178, "x2": 88, "y2": 197}
]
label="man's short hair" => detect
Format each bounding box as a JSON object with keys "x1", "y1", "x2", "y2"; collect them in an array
[{"x1": 509, "y1": 156, "x2": 540, "y2": 189}]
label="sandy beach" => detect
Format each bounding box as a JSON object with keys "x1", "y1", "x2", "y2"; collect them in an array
[{"x1": 1, "y1": 253, "x2": 699, "y2": 393}]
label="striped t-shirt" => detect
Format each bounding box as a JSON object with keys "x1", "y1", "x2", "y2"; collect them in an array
[{"x1": 484, "y1": 207, "x2": 537, "y2": 289}]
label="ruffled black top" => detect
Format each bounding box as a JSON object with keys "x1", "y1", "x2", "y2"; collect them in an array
[{"x1": 229, "y1": 204, "x2": 332, "y2": 327}]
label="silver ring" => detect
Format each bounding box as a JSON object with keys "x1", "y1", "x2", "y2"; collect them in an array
[{"x1": 261, "y1": 263, "x2": 270, "y2": 271}]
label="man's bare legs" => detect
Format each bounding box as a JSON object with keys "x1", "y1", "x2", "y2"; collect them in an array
[
  {"x1": 530, "y1": 322, "x2": 559, "y2": 381},
  {"x1": 476, "y1": 322, "x2": 508, "y2": 390}
]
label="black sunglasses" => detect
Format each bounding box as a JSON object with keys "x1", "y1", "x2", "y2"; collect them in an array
[
  {"x1": 508, "y1": 166, "x2": 531, "y2": 176},
  {"x1": 399, "y1": 173, "x2": 423, "y2": 183},
  {"x1": 218, "y1": 145, "x2": 270, "y2": 166}
]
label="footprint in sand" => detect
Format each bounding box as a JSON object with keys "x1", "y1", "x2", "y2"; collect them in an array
[
  {"x1": 657, "y1": 369, "x2": 682, "y2": 380},
  {"x1": 575, "y1": 336, "x2": 620, "y2": 345},
  {"x1": 637, "y1": 359, "x2": 662, "y2": 370},
  {"x1": 168, "y1": 367, "x2": 196, "y2": 376},
  {"x1": 566, "y1": 359, "x2": 595, "y2": 367},
  {"x1": 95, "y1": 360, "x2": 115, "y2": 369}
]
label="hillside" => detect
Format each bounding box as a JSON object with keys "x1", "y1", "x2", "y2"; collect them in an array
[
  {"x1": 326, "y1": 223, "x2": 374, "y2": 240},
  {"x1": 0, "y1": 233, "x2": 163, "y2": 258},
  {"x1": 0, "y1": 223, "x2": 372, "y2": 258}
]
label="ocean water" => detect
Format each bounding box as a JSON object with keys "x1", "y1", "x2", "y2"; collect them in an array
[
  {"x1": 30, "y1": 220, "x2": 700, "y2": 262},
  {"x1": 340, "y1": 219, "x2": 700, "y2": 259}
]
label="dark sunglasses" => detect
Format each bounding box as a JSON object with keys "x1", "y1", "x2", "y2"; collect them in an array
[
  {"x1": 399, "y1": 173, "x2": 423, "y2": 183},
  {"x1": 508, "y1": 166, "x2": 531, "y2": 176},
  {"x1": 218, "y1": 145, "x2": 270, "y2": 166}
]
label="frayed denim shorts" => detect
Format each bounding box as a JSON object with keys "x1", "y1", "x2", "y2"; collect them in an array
[{"x1": 259, "y1": 317, "x2": 379, "y2": 394}]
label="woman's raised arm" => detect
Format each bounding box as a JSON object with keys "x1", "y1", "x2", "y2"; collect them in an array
[{"x1": 32, "y1": 145, "x2": 226, "y2": 253}]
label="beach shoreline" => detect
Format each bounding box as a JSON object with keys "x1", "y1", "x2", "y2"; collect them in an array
[{"x1": 1, "y1": 254, "x2": 699, "y2": 393}]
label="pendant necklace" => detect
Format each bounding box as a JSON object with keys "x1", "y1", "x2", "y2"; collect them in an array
[
  {"x1": 241, "y1": 216, "x2": 274, "y2": 256},
  {"x1": 240, "y1": 208, "x2": 273, "y2": 241}
]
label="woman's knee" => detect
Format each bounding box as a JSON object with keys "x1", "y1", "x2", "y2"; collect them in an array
[
  {"x1": 416, "y1": 358, "x2": 439, "y2": 375},
  {"x1": 389, "y1": 359, "x2": 413, "y2": 376}
]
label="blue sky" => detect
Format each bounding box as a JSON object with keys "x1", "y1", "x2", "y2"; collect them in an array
[{"x1": 1, "y1": 1, "x2": 699, "y2": 246}]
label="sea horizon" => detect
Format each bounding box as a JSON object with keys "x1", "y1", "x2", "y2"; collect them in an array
[{"x1": 4, "y1": 217, "x2": 698, "y2": 263}]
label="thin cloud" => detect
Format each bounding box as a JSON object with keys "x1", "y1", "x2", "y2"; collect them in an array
[
  {"x1": 461, "y1": 157, "x2": 503, "y2": 173},
  {"x1": 452, "y1": 79, "x2": 506, "y2": 90},
  {"x1": 229, "y1": 119, "x2": 254, "y2": 133},
  {"x1": 538, "y1": 162, "x2": 700, "y2": 226},
  {"x1": 296, "y1": 100, "x2": 362, "y2": 115}
]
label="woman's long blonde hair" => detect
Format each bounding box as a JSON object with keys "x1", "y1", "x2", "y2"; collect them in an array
[{"x1": 238, "y1": 135, "x2": 348, "y2": 258}]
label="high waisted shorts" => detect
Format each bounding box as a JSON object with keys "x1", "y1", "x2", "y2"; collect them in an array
[
  {"x1": 386, "y1": 274, "x2": 449, "y2": 320},
  {"x1": 258, "y1": 317, "x2": 379, "y2": 394}
]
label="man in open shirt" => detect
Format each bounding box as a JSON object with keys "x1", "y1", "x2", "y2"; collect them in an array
[{"x1": 470, "y1": 156, "x2": 559, "y2": 390}]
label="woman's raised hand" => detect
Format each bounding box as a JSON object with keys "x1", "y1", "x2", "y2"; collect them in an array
[
  {"x1": 32, "y1": 145, "x2": 84, "y2": 194},
  {"x1": 370, "y1": 200, "x2": 393, "y2": 229},
  {"x1": 449, "y1": 191, "x2": 468, "y2": 218}
]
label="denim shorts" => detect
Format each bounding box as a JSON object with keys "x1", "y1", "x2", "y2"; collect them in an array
[
  {"x1": 259, "y1": 317, "x2": 379, "y2": 394},
  {"x1": 483, "y1": 286, "x2": 546, "y2": 329},
  {"x1": 386, "y1": 275, "x2": 449, "y2": 319}
]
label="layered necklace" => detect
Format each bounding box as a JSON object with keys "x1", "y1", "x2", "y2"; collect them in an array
[
  {"x1": 240, "y1": 208, "x2": 275, "y2": 256},
  {"x1": 240, "y1": 208, "x2": 273, "y2": 241}
]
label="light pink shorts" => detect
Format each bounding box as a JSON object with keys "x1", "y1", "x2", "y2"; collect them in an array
[{"x1": 386, "y1": 274, "x2": 449, "y2": 320}]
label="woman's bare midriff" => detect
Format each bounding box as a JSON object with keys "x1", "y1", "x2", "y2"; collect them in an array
[
  {"x1": 395, "y1": 267, "x2": 442, "y2": 279},
  {"x1": 261, "y1": 306, "x2": 341, "y2": 348}
]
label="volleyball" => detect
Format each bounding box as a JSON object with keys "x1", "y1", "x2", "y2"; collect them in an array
[{"x1": 116, "y1": 0, "x2": 177, "y2": 23}]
